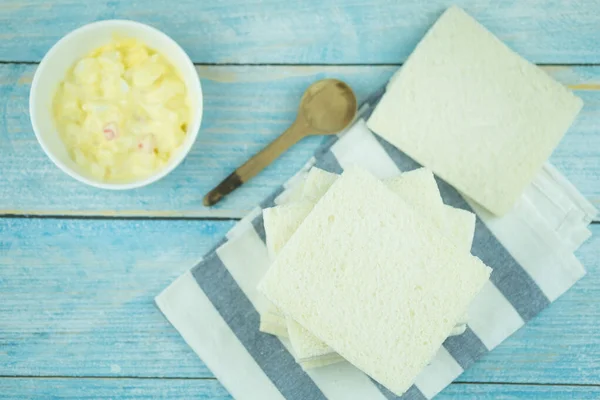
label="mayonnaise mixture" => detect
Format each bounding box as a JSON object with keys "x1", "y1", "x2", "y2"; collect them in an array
[{"x1": 53, "y1": 38, "x2": 190, "y2": 182}]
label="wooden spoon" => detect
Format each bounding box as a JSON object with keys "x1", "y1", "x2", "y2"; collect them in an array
[{"x1": 203, "y1": 79, "x2": 358, "y2": 207}]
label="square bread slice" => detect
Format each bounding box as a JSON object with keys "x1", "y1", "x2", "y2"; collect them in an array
[
  {"x1": 259, "y1": 200, "x2": 314, "y2": 337},
  {"x1": 284, "y1": 169, "x2": 474, "y2": 363},
  {"x1": 263, "y1": 200, "x2": 314, "y2": 259},
  {"x1": 384, "y1": 168, "x2": 446, "y2": 228},
  {"x1": 259, "y1": 311, "x2": 289, "y2": 338},
  {"x1": 299, "y1": 353, "x2": 345, "y2": 370},
  {"x1": 287, "y1": 316, "x2": 332, "y2": 359},
  {"x1": 442, "y1": 206, "x2": 476, "y2": 253},
  {"x1": 259, "y1": 167, "x2": 491, "y2": 395},
  {"x1": 260, "y1": 167, "x2": 474, "y2": 359},
  {"x1": 287, "y1": 206, "x2": 471, "y2": 364},
  {"x1": 367, "y1": 5, "x2": 583, "y2": 216},
  {"x1": 302, "y1": 167, "x2": 339, "y2": 202},
  {"x1": 260, "y1": 168, "x2": 339, "y2": 337}
]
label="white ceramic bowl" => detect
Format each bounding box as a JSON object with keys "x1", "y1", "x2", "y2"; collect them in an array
[{"x1": 29, "y1": 20, "x2": 202, "y2": 190}]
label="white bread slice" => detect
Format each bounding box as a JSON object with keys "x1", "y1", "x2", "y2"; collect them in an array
[
  {"x1": 289, "y1": 321, "x2": 468, "y2": 366},
  {"x1": 263, "y1": 200, "x2": 314, "y2": 259},
  {"x1": 384, "y1": 168, "x2": 445, "y2": 228},
  {"x1": 299, "y1": 353, "x2": 345, "y2": 370},
  {"x1": 442, "y1": 206, "x2": 475, "y2": 327},
  {"x1": 287, "y1": 316, "x2": 332, "y2": 359},
  {"x1": 286, "y1": 170, "x2": 476, "y2": 362},
  {"x1": 282, "y1": 178, "x2": 306, "y2": 204},
  {"x1": 449, "y1": 324, "x2": 467, "y2": 336},
  {"x1": 260, "y1": 168, "x2": 338, "y2": 336},
  {"x1": 259, "y1": 168, "x2": 474, "y2": 354},
  {"x1": 259, "y1": 201, "x2": 314, "y2": 336},
  {"x1": 443, "y1": 206, "x2": 477, "y2": 253},
  {"x1": 302, "y1": 167, "x2": 447, "y2": 225},
  {"x1": 259, "y1": 167, "x2": 491, "y2": 396},
  {"x1": 367, "y1": 6, "x2": 583, "y2": 216},
  {"x1": 443, "y1": 206, "x2": 475, "y2": 327},
  {"x1": 302, "y1": 167, "x2": 339, "y2": 202},
  {"x1": 259, "y1": 312, "x2": 289, "y2": 338}
]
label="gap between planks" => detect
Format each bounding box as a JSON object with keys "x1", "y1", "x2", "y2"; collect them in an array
[
  {"x1": 452, "y1": 381, "x2": 600, "y2": 388},
  {"x1": 2, "y1": 60, "x2": 600, "y2": 67},
  {"x1": 0, "y1": 376, "x2": 218, "y2": 381},
  {"x1": 1, "y1": 214, "x2": 598, "y2": 224},
  {"x1": 0, "y1": 376, "x2": 598, "y2": 388},
  {"x1": 0, "y1": 210, "x2": 246, "y2": 220}
]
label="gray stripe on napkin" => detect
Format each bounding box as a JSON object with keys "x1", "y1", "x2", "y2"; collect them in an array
[
  {"x1": 370, "y1": 379, "x2": 397, "y2": 400},
  {"x1": 251, "y1": 214, "x2": 267, "y2": 244},
  {"x1": 435, "y1": 178, "x2": 551, "y2": 321},
  {"x1": 314, "y1": 148, "x2": 343, "y2": 174},
  {"x1": 471, "y1": 218, "x2": 550, "y2": 321},
  {"x1": 191, "y1": 252, "x2": 326, "y2": 400},
  {"x1": 317, "y1": 134, "x2": 340, "y2": 154},
  {"x1": 207, "y1": 236, "x2": 228, "y2": 255},
  {"x1": 370, "y1": 379, "x2": 427, "y2": 400},
  {"x1": 401, "y1": 385, "x2": 428, "y2": 400},
  {"x1": 360, "y1": 85, "x2": 387, "y2": 121},
  {"x1": 260, "y1": 186, "x2": 285, "y2": 209},
  {"x1": 442, "y1": 327, "x2": 488, "y2": 369},
  {"x1": 373, "y1": 134, "x2": 422, "y2": 172}
]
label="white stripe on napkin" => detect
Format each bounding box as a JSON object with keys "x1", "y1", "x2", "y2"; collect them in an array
[
  {"x1": 156, "y1": 272, "x2": 285, "y2": 400},
  {"x1": 306, "y1": 362, "x2": 389, "y2": 400},
  {"x1": 414, "y1": 347, "x2": 463, "y2": 399},
  {"x1": 466, "y1": 281, "x2": 524, "y2": 350},
  {"x1": 542, "y1": 163, "x2": 598, "y2": 223},
  {"x1": 226, "y1": 207, "x2": 264, "y2": 241},
  {"x1": 331, "y1": 120, "x2": 401, "y2": 179},
  {"x1": 217, "y1": 227, "x2": 272, "y2": 313},
  {"x1": 525, "y1": 165, "x2": 595, "y2": 251}
]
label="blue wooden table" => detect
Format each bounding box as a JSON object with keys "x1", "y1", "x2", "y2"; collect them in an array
[{"x1": 1, "y1": 1, "x2": 599, "y2": 398}]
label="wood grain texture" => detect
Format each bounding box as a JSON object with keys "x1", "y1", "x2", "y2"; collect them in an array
[
  {"x1": 1, "y1": 0, "x2": 600, "y2": 64},
  {"x1": 0, "y1": 218, "x2": 234, "y2": 378},
  {"x1": 1, "y1": 379, "x2": 600, "y2": 400},
  {"x1": 1, "y1": 218, "x2": 598, "y2": 384},
  {"x1": 1, "y1": 64, "x2": 599, "y2": 218},
  {"x1": 0, "y1": 378, "x2": 231, "y2": 399}
]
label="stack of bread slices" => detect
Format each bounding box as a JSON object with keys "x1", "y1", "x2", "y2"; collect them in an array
[{"x1": 257, "y1": 166, "x2": 492, "y2": 396}]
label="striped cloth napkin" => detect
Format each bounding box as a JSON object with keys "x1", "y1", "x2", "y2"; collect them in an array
[{"x1": 156, "y1": 88, "x2": 596, "y2": 400}]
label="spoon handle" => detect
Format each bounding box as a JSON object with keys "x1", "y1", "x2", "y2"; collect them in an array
[{"x1": 203, "y1": 120, "x2": 307, "y2": 207}]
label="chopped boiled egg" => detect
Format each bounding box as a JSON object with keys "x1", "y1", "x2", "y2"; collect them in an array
[{"x1": 52, "y1": 37, "x2": 190, "y2": 183}]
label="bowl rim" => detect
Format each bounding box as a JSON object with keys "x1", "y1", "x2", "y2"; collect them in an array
[{"x1": 29, "y1": 19, "x2": 203, "y2": 190}]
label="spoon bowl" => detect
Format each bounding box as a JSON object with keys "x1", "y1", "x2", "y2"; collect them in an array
[{"x1": 299, "y1": 79, "x2": 358, "y2": 134}]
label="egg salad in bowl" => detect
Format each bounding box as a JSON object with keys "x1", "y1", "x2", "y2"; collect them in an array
[
  {"x1": 53, "y1": 38, "x2": 190, "y2": 182},
  {"x1": 30, "y1": 20, "x2": 202, "y2": 189}
]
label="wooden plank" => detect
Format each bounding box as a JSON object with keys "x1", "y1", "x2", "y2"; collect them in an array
[
  {"x1": 1, "y1": 218, "x2": 598, "y2": 383},
  {"x1": 440, "y1": 384, "x2": 600, "y2": 399},
  {"x1": 1, "y1": 64, "x2": 599, "y2": 218},
  {"x1": 0, "y1": 379, "x2": 599, "y2": 400},
  {"x1": 0, "y1": 378, "x2": 231, "y2": 399},
  {"x1": 0, "y1": 218, "x2": 234, "y2": 378},
  {"x1": 1, "y1": 1, "x2": 600, "y2": 64}
]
